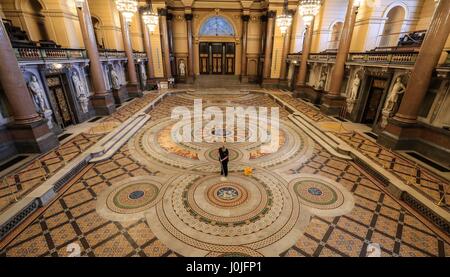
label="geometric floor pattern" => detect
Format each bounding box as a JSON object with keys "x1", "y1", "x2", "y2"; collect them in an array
[{"x1": 1, "y1": 90, "x2": 449, "y2": 257}]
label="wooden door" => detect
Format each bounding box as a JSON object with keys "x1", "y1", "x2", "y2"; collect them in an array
[
  {"x1": 46, "y1": 75, "x2": 74, "y2": 128},
  {"x1": 211, "y1": 43, "x2": 223, "y2": 74},
  {"x1": 362, "y1": 79, "x2": 386, "y2": 125},
  {"x1": 225, "y1": 43, "x2": 235, "y2": 74},
  {"x1": 199, "y1": 42, "x2": 209, "y2": 74}
]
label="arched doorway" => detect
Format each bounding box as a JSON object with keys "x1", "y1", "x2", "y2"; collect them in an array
[
  {"x1": 379, "y1": 6, "x2": 406, "y2": 48},
  {"x1": 198, "y1": 16, "x2": 236, "y2": 75}
]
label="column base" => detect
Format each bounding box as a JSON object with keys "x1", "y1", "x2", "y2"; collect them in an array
[
  {"x1": 112, "y1": 86, "x2": 129, "y2": 104},
  {"x1": 186, "y1": 76, "x2": 195, "y2": 84},
  {"x1": 320, "y1": 94, "x2": 346, "y2": 116},
  {"x1": 92, "y1": 93, "x2": 116, "y2": 116},
  {"x1": 7, "y1": 119, "x2": 59, "y2": 154},
  {"x1": 127, "y1": 83, "x2": 143, "y2": 98},
  {"x1": 378, "y1": 118, "x2": 450, "y2": 165},
  {"x1": 261, "y1": 78, "x2": 279, "y2": 88},
  {"x1": 240, "y1": 75, "x2": 249, "y2": 83},
  {"x1": 294, "y1": 85, "x2": 323, "y2": 103}
]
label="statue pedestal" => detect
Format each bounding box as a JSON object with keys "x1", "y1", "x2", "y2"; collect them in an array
[
  {"x1": 294, "y1": 85, "x2": 323, "y2": 104},
  {"x1": 112, "y1": 86, "x2": 129, "y2": 104}
]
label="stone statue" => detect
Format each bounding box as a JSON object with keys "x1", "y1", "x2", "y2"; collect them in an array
[
  {"x1": 346, "y1": 74, "x2": 361, "y2": 113},
  {"x1": 140, "y1": 65, "x2": 147, "y2": 83},
  {"x1": 72, "y1": 73, "x2": 89, "y2": 113},
  {"x1": 383, "y1": 77, "x2": 406, "y2": 114},
  {"x1": 111, "y1": 68, "x2": 121, "y2": 90},
  {"x1": 179, "y1": 60, "x2": 186, "y2": 77},
  {"x1": 28, "y1": 75, "x2": 48, "y2": 113},
  {"x1": 348, "y1": 74, "x2": 361, "y2": 102},
  {"x1": 315, "y1": 71, "x2": 326, "y2": 90},
  {"x1": 381, "y1": 76, "x2": 406, "y2": 128},
  {"x1": 28, "y1": 75, "x2": 53, "y2": 129}
]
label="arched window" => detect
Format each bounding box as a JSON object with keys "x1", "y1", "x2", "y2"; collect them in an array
[
  {"x1": 328, "y1": 22, "x2": 343, "y2": 50},
  {"x1": 199, "y1": 16, "x2": 234, "y2": 36},
  {"x1": 22, "y1": 0, "x2": 50, "y2": 41},
  {"x1": 379, "y1": 6, "x2": 406, "y2": 47}
]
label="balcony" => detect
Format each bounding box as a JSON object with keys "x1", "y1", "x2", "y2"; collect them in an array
[
  {"x1": 14, "y1": 47, "x2": 87, "y2": 62},
  {"x1": 347, "y1": 51, "x2": 418, "y2": 67},
  {"x1": 133, "y1": 51, "x2": 147, "y2": 60},
  {"x1": 99, "y1": 49, "x2": 126, "y2": 59}
]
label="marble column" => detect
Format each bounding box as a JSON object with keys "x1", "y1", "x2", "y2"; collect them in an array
[
  {"x1": 158, "y1": 9, "x2": 172, "y2": 79},
  {"x1": 167, "y1": 13, "x2": 176, "y2": 77},
  {"x1": 321, "y1": 0, "x2": 358, "y2": 115},
  {"x1": 378, "y1": 0, "x2": 450, "y2": 152},
  {"x1": 279, "y1": 13, "x2": 293, "y2": 82},
  {"x1": 185, "y1": 13, "x2": 194, "y2": 83},
  {"x1": 294, "y1": 17, "x2": 314, "y2": 95},
  {"x1": 240, "y1": 15, "x2": 250, "y2": 82},
  {"x1": 0, "y1": 20, "x2": 58, "y2": 153},
  {"x1": 120, "y1": 13, "x2": 142, "y2": 98},
  {"x1": 141, "y1": 15, "x2": 155, "y2": 82},
  {"x1": 262, "y1": 11, "x2": 276, "y2": 82},
  {"x1": 258, "y1": 15, "x2": 268, "y2": 82},
  {"x1": 394, "y1": 0, "x2": 450, "y2": 124},
  {"x1": 76, "y1": 2, "x2": 116, "y2": 113}
]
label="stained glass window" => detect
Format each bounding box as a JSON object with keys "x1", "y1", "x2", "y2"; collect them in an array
[{"x1": 199, "y1": 16, "x2": 235, "y2": 36}]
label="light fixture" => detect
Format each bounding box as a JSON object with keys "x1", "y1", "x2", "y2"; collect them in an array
[
  {"x1": 115, "y1": 0, "x2": 138, "y2": 23},
  {"x1": 353, "y1": 0, "x2": 362, "y2": 8},
  {"x1": 142, "y1": 1, "x2": 159, "y2": 33},
  {"x1": 299, "y1": 0, "x2": 322, "y2": 26},
  {"x1": 74, "y1": 0, "x2": 85, "y2": 8},
  {"x1": 276, "y1": 0, "x2": 293, "y2": 35}
]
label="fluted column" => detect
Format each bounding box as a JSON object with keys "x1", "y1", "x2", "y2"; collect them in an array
[
  {"x1": 120, "y1": 13, "x2": 142, "y2": 97},
  {"x1": 262, "y1": 11, "x2": 276, "y2": 80},
  {"x1": 295, "y1": 17, "x2": 314, "y2": 91},
  {"x1": 141, "y1": 15, "x2": 155, "y2": 80},
  {"x1": 328, "y1": 0, "x2": 358, "y2": 96},
  {"x1": 240, "y1": 15, "x2": 250, "y2": 82},
  {"x1": 393, "y1": 0, "x2": 450, "y2": 124},
  {"x1": 76, "y1": 1, "x2": 116, "y2": 113},
  {"x1": 0, "y1": 20, "x2": 58, "y2": 153},
  {"x1": 185, "y1": 13, "x2": 194, "y2": 82},
  {"x1": 158, "y1": 9, "x2": 172, "y2": 78}
]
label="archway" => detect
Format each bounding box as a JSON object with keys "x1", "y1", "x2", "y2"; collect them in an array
[
  {"x1": 21, "y1": 0, "x2": 50, "y2": 42},
  {"x1": 91, "y1": 16, "x2": 103, "y2": 49},
  {"x1": 198, "y1": 16, "x2": 236, "y2": 75},
  {"x1": 328, "y1": 22, "x2": 343, "y2": 50},
  {"x1": 379, "y1": 6, "x2": 406, "y2": 47}
]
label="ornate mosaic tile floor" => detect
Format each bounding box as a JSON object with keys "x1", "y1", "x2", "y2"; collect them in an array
[
  {"x1": 0, "y1": 91, "x2": 448, "y2": 257},
  {"x1": 0, "y1": 92, "x2": 162, "y2": 214}
]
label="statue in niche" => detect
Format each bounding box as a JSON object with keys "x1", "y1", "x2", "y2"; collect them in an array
[
  {"x1": 72, "y1": 72, "x2": 89, "y2": 114},
  {"x1": 346, "y1": 73, "x2": 361, "y2": 113},
  {"x1": 381, "y1": 76, "x2": 406, "y2": 128},
  {"x1": 28, "y1": 75, "x2": 48, "y2": 113},
  {"x1": 315, "y1": 71, "x2": 326, "y2": 90},
  {"x1": 28, "y1": 75, "x2": 53, "y2": 129},
  {"x1": 179, "y1": 60, "x2": 186, "y2": 77},
  {"x1": 141, "y1": 64, "x2": 147, "y2": 83},
  {"x1": 110, "y1": 68, "x2": 121, "y2": 90}
]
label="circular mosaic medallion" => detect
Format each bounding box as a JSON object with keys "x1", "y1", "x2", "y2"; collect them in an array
[
  {"x1": 129, "y1": 190, "x2": 145, "y2": 200},
  {"x1": 307, "y1": 187, "x2": 323, "y2": 196},
  {"x1": 107, "y1": 183, "x2": 159, "y2": 214},
  {"x1": 293, "y1": 180, "x2": 344, "y2": 209},
  {"x1": 207, "y1": 183, "x2": 248, "y2": 207},
  {"x1": 211, "y1": 128, "x2": 232, "y2": 137}
]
